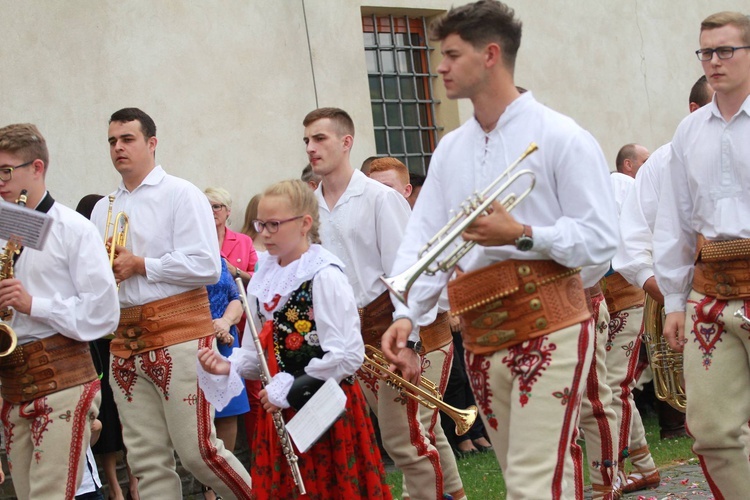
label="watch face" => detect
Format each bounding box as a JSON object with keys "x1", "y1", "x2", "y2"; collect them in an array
[{"x1": 516, "y1": 236, "x2": 534, "y2": 251}]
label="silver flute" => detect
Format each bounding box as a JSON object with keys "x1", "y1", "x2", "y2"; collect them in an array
[{"x1": 234, "y1": 277, "x2": 306, "y2": 495}]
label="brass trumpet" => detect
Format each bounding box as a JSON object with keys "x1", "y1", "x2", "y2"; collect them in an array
[
  {"x1": 362, "y1": 345, "x2": 478, "y2": 436},
  {"x1": 104, "y1": 195, "x2": 129, "y2": 277},
  {"x1": 381, "y1": 143, "x2": 538, "y2": 305},
  {"x1": 0, "y1": 189, "x2": 28, "y2": 356}
]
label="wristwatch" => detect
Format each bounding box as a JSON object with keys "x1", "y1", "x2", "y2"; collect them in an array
[
  {"x1": 515, "y1": 224, "x2": 534, "y2": 251},
  {"x1": 406, "y1": 340, "x2": 423, "y2": 353}
]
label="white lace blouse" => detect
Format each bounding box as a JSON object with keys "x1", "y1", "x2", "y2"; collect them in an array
[{"x1": 198, "y1": 244, "x2": 364, "y2": 410}]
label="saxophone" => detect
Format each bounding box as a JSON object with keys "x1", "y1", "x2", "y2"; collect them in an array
[
  {"x1": 642, "y1": 295, "x2": 686, "y2": 412},
  {"x1": 0, "y1": 189, "x2": 29, "y2": 356}
]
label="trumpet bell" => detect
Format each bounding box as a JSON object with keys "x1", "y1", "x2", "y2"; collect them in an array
[
  {"x1": 0, "y1": 323, "x2": 18, "y2": 357},
  {"x1": 362, "y1": 345, "x2": 478, "y2": 436}
]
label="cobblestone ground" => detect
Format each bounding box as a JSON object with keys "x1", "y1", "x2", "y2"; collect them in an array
[{"x1": 621, "y1": 459, "x2": 714, "y2": 500}]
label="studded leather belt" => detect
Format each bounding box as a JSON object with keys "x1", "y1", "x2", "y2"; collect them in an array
[
  {"x1": 692, "y1": 241, "x2": 750, "y2": 300},
  {"x1": 600, "y1": 272, "x2": 645, "y2": 314},
  {"x1": 110, "y1": 287, "x2": 214, "y2": 359},
  {"x1": 358, "y1": 292, "x2": 452, "y2": 354},
  {"x1": 448, "y1": 259, "x2": 591, "y2": 355},
  {"x1": 0, "y1": 334, "x2": 98, "y2": 404}
]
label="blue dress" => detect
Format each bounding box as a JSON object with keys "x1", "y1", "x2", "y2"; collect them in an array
[{"x1": 206, "y1": 260, "x2": 251, "y2": 418}]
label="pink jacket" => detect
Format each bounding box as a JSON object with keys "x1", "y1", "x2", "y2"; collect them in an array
[{"x1": 221, "y1": 228, "x2": 258, "y2": 275}]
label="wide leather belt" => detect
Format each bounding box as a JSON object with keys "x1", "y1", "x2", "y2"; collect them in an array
[
  {"x1": 448, "y1": 259, "x2": 591, "y2": 355},
  {"x1": 600, "y1": 272, "x2": 644, "y2": 314},
  {"x1": 358, "y1": 290, "x2": 395, "y2": 347},
  {"x1": 584, "y1": 283, "x2": 603, "y2": 315},
  {"x1": 111, "y1": 287, "x2": 213, "y2": 359},
  {"x1": 418, "y1": 311, "x2": 452, "y2": 354},
  {"x1": 0, "y1": 334, "x2": 97, "y2": 404}
]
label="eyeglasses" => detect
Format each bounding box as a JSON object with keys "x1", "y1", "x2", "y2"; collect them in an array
[
  {"x1": 210, "y1": 203, "x2": 226, "y2": 212},
  {"x1": 253, "y1": 215, "x2": 304, "y2": 234},
  {"x1": 695, "y1": 45, "x2": 750, "y2": 61},
  {"x1": 0, "y1": 160, "x2": 34, "y2": 182}
]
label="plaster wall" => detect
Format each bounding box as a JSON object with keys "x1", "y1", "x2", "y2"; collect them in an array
[{"x1": 0, "y1": 0, "x2": 745, "y2": 212}]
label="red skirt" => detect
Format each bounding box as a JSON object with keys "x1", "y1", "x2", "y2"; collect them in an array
[{"x1": 251, "y1": 382, "x2": 392, "y2": 499}]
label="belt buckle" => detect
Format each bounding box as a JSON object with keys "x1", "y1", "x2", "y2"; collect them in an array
[
  {"x1": 126, "y1": 339, "x2": 147, "y2": 351},
  {"x1": 476, "y1": 329, "x2": 516, "y2": 346},
  {"x1": 123, "y1": 326, "x2": 143, "y2": 339},
  {"x1": 22, "y1": 383, "x2": 39, "y2": 397},
  {"x1": 713, "y1": 272, "x2": 736, "y2": 285},
  {"x1": 715, "y1": 282, "x2": 736, "y2": 297}
]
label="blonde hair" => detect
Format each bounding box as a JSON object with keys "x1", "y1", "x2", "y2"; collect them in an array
[
  {"x1": 262, "y1": 179, "x2": 321, "y2": 244},
  {"x1": 242, "y1": 193, "x2": 262, "y2": 240},
  {"x1": 701, "y1": 12, "x2": 750, "y2": 44},
  {"x1": 204, "y1": 186, "x2": 232, "y2": 209},
  {"x1": 0, "y1": 123, "x2": 49, "y2": 171},
  {"x1": 369, "y1": 157, "x2": 410, "y2": 187}
]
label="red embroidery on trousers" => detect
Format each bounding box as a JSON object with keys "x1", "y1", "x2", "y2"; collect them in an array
[
  {"x1": 140, "y1": 347, "x2": 173, "y2": 400},
  {"x1": 65, "y1": 380, "x2": 100, "y2": 500},
  {"x1": 686, "y1": 421, "x2": 725, "y2": 499},
  {"x1": 502, "y1": 337, "x2": 557, "y2": 407},
  {"x1": 466, "y1": 352, "x2": 497, "y2": 430},
  {"x1": 356, "y1": 368, "x2": 380, "y2": 395},
  {"x1": 112, "y1": 355, "x2": 138, "y2": 402},
  {"x1": 405, "y1": 396, "x2": 444, "y2": 498},
  {"x1": 17, "y1": 398, "x2": 54, "y2": 463},
  {"x1": 195, "y1": 336, "x2": 254, "y2": 498},
  {"x1": 607, "y1": 310, "x2": 628, "y2": 352},
  {"x1": 690, "y1": 296, "x2": 726, "y2": 370},
  {"x1": 618, "y1": 323, "x2": 643, "y2": 464},
  {"x1": 555, "y1": 321, "x2": 590, "y2": 499},
  {"x1": 1, "y1": 401, "x2": 15, "y2": 470},
  {"x1": 741, "y1": 299, "x2": 750, "y2": 338}
]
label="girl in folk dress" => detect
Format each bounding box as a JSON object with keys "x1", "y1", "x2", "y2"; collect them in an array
[{"x1": 198, "y1": 180, "x2": 391, "y2": 500}]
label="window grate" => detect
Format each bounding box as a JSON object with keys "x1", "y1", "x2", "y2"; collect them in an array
[{"x1": 363, "y1": 15, "x2": 440, "y2": 175}]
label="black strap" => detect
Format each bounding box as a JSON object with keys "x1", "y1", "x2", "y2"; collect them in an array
[{"x1": 13, "y1": 192, "x2": 55, "y2": 263}]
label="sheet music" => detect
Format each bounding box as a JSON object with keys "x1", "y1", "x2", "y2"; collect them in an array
[
  {"x1": 286, "y1": 378, "x2": 347, "y2": 453},
  {"x1": 0, "y1": 201, "x2": 51, "y2": 251}
]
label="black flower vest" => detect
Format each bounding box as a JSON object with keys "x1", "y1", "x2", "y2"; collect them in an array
[{"x1": 271, "y1": 280, "x2": 325, "y2": 377}]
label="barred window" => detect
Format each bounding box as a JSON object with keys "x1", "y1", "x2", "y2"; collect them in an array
[{"x1": 362, "y1": 15, "x2": 440, "y2": 175}]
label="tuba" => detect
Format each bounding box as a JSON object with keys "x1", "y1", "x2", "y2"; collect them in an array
[
  {"x1": 642, "y1": 295, "x2": 686, "y2": 412},
  {"x1": 0, "y1": 189, "x2": 29, "y2": 356},
  {"x1": 103, "y1": 195, "x2": 129, "y2": 282},
  {"x1": 362, "y1": 345, "x2": 478, "y2": 436},
  {"x1": 381, "y1": 143, "x2": 538, "y2": 305}
]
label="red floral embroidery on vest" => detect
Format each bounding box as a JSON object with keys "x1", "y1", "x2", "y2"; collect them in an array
[
  {"x1": 690, "y1": 295, "x2": 726, "y2": 370},
  {"x1": 466, "y1": 352, "x2": 498, "y2": 430},
  {"x1": 140, "y1": 348, "x2": 173, "y2": 400},
  {"x1": 502, "y1": 337, "x2": 557, "y2": 407},
  {"x1": 112, "y1": 355, "x2": 138, "y2": 402}
]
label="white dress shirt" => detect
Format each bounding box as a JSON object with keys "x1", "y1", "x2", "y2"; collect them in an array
[
  {"x1": 90, "y1": 166, "x2": 221, "y2": 307},
  {"x1": 654, "y1": 95, "x2": 750, "y2": 313},
  {"x1": 3, "y1": 197, "x2": 119, "y2": 343},
  {"x1": 315, "y1": 170, "x2": 411, "y2": 308},
  {"x1": 197, "y1": 245, "x2": 364, "y2": 410},
  {"x1": 392, "y1": 92, "x2": 619, "y2": 324},
  {"x1": 613, "y1": 143, "x2": 670, "y2": 288},
  {"x1": 610, "y1": 172, "x2": 634, "y2": 216}
]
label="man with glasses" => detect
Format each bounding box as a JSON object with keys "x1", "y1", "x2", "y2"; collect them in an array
[
  {"x1": 89, "y1": 108, "x2": 252, "y2": 499},
  {"x1": 0, "y1": 123, "x2": 119, "y2": 498},
  {"x1": 653, "y1": 11, "x2": 750, "y2": 498}
]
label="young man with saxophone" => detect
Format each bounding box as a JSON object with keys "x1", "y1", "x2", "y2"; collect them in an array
[
  {"x1": 303, "y1": 107, "x2": 458, "y2": 499},
  {"x1": 381, "y1": 1, "x2": 618, "y2": 497},
  {"x1": 89, "y1": 108, "x2": 252, "y2": 499},
  {"x1": 0, "y1": 123, "x2": 120, "y2": 499},
  {"x1": 653, "y1": 11, "x2": 750, "y2": 498}
]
